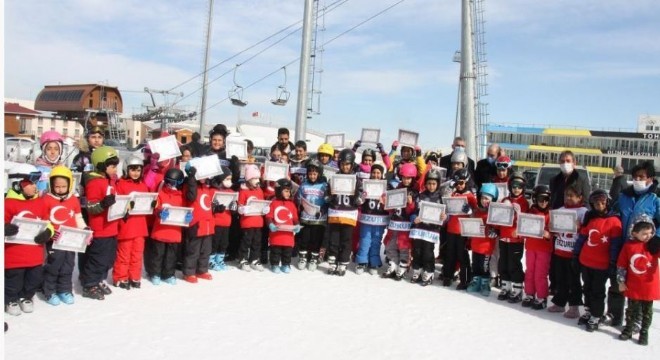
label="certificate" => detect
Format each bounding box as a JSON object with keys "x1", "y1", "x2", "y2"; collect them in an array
[
  {"x1": 107, "y1": 195, "x2": 132, "y2": 221},
  {"x1": 128, "y1": 192, "x2": 158, "y2": 215},
  {"x1": 301, "y1": 197, "x2": 320, "y2": 215},
  {"x1": 419, "y1": 201, "x2": 446, "y2": 225},
  {"x1": 385, "y1": 188, "x2": 408, "y2": 210},
  {"x1": 495, "y1": 183, "x2": 509, "y2": 202},
  {"x1": 160, "y1": 206, "x2": 194, "y2": 227},
  {"x1": 264, "y1": 161, "x2": 289, "y2": 182},
  {"x1": 325, "y1": 133, "x2": 345, "y2": 148},
  {"x1": 517, "y1": 213, "x2": 546, "y2": 239},
  {"x1": 244, "y1": 199, "x2": 271, "y2": 216},
  {"x1": 360, "y1": 128, "x2": 380, "y2": 144},
  {"x1": 323, "y1": 166, "x2": 338, "y2": 181},
  {"x1": 148, "y1": 135, "x2": 181, "y2": 162},
  {"x1": 52, "y1": 225, "x2": 92, "y2": 253},
  {"x1": 486, "y1": 202, "x2": 515, "y2": 227},
  {"x1": 72, "y1": 172, "x2": 82, "y2": 196},
  {"x1": 443, "y1": 197, "x2": 467, "y2": 215},
  {"x1": 362, "y1": 179, "x2": 386, "y2": 200},
  {"x1": 226, "y1": 140, "x2": 248, "y2": 160},
  {"x1": 549, "y1": 209, "x2": 578, "y2": 233},
  {"x1": 212, "y1": 191, "x2": 238, "y2": 207},
  {"x1": 398, "y1": 129, "x2": 419, "y2": 148},
  {"x1": 5, "y1": 217, "x2": 49, "y2": 245},
  {"x1": 189, "y1": 155, "x2": 223, "y2": 180},
  {"x1": 459, "y1": 218, "x2": 485, "y2": 237},
  {"x1": 276, "y1": 224, "x2": 303, "y2": 232},
  {"x1": 331, "y1": 174, "x2": 357, "y2": 195}
]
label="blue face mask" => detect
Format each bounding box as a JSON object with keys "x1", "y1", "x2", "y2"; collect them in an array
[{"x1": 487, "y1": 156, "x2": 496, "y2": 164}]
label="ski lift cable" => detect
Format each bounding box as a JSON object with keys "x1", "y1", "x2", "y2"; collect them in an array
[
  {"x1": 167, "y1": 0, "x2": 351, "y2": 93},
  {"x1": 202, "y1": 0, "x2": 406, "y2": 113}
]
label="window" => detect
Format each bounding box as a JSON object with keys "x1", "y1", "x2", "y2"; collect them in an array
[
  {"x1": 63, "y1": 119, "x2": 68, "y2": 125},
  {"x1": 127, "y1": 130, "x2": 130, "y2": 136},
  {"x1": 37, "y1": 127, "x2": 43, "y2": 135},
  {"x1": 62, "y1": 128, "x2": 68, "y2": 136},
  {"x1": 89, "y1": 99, "x2": 93, "y2": 107},
  {"x1": 136, "y1": 130, "x2": 140, "y2": 136},
  {"x1": 74, "y1": 129, "x2": 80, "y2": 137},
  {"x1": 19, "y1": 119, "x2": 27, "y2": 134},
  {"x1": 647, "y1": 125, "x2": 654, "y2": 131},
  {"x1": 50, "y1": 118, "x2": 55, "y2": 126},
  {"x1": 38, "y1": 118, "x2": 43, "y2": 125}
]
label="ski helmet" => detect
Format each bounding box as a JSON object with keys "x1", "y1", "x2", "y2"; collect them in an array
[
  {"x1": 399, "y1": 163, "x2": 417, "y2": 178},
  {"x1": 338, "y1": 149, "x2": 355, "y2": 165},
  {"x1": 7, "y1": 163, "x2": 41, "y2": 193},
  {"x1": 317, "y1": 143, "x2": 334, "y2": 157},
  {"x1": 274, "y1": 178, "x2": 293, "y2": 199},
  {"x1": 91, "y1": 146, "x2": 119, "y2": 172},
  {"x1": 479, "y1": 183, "x2": 499, "y2": 200},
  {"x1": 164, "y1": 168, "x2": 185, "y2": 187},
  {"x1": 532, "y1": 185, "x2": 551, "y2": 204},
  {"x1": 452, "y1": 168, "x2": 471, "y2": 183},
  {"x1": 49, "y1": 165, "x2": 74, "y2": 195},
  {"x1": 306, "y1": 159, "x2": 324, "y2": 177},
  {"x1": 508, "y1": 172, "x2": 526, "y2": 192},
  {"x1": 450, "y1": 149, "x2": 468, "y2": 167},
  {"x1": 588, "y1": 189, "x2": 611, "y2": 210},
  {"x1": 361, "y1": 148, "x2": 377, "y2": 162},
  {"x1": 39, "y1": 130, "x2": 64, "y2": 165},
  {"x1": 425, "y1": 169, "x2": 442, "y2": 183}
]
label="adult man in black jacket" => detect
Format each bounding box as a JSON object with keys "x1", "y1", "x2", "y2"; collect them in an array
[
  {"x1": 474, "y1": 143, "x2": 502, "y2": 191},
  {"x1": 549, "y1": 150, "x2": 591, "y2": 209},
  {"x1": 440, "y1": 137, "x2": 475, "y2": 174},
  {"x1": 609, "y1": 165, "x2": 628, "y2": 203}
]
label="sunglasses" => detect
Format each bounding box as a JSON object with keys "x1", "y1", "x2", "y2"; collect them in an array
[
  {"x1": 511, "y1": 184, "x2": 524, "y2": 189},
  {"x1": 496, "y1": 162, "x2": 510, "y2": 169}
]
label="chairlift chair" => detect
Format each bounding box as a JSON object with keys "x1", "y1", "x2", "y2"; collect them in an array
[
  {"x1": 229, "y1": 64, "x2": 248, "y2": 107},
  {"x1": 271, "y1": 67, "x2": 290, "y2": 106}
]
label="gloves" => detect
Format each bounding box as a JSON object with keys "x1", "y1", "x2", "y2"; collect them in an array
[
  {"x1": 648, "y1": 235, "x2": 660, "y2": 255},
  {"x1": 376, "y1": 142, "x2": 384, "y2": 152},
  {"x1": 5, "y1": 223, "x2": 19, "y2": 237},
  {"x1": 461, "y1": 203, "x2": 471, "y2": 214},
  {"x1": 415, "y1": 145, "x2": 422, "y2": 157},
  {"x1": 159, "y1": 208, "x2": 170, "y2": 221},
  {"x1": 487, "y1": 228, "x2": 499, "y2": 239},
  {"x1": 34, "y1": 229, "x2": 51, "y2": 245},
  {"x1": 315, "y1": 212, "x2": 321, "y2": 219},
  {"x1": 52, "y1": 230, "x2": 61, "y2": 243},
  {"x1": 571, "y1": 257, "x2": 580, "y2": 273},
  {"x1": 100, "y1": 194, "x2": 116, "y2": 209},
  {"x1": 128, "y1": 201, "x2": 135, "y2": 210},
  {"x1": 150, "y1": 200, "x2": 157, "y2": 209},
  {"x1": 353, "y1": 140, "x2": 362, "y2": 149},
  {"x1": 261, "y1": 206, "x2": 270, "y2": 215},
  {"x1": 212, "y1": 202, "x2": 226, "y2": 214},
  {"x1": 391, "y1": 140, "x2": 399, "y2": 151},
  {"x1": 293, "y1": 225, "x2": 302, "y2": 234},
  {"x1": 268, "y1": 223, "x2": 278, "y2": 232},
  {"x1": 187, "y1": 166, "x2": 197, "y2": 179},
  {"x1": 237, "y1": 206, "x2": 246, "y2": 215},
  {"x1": 184, "y1": 211, "x2": 193, "y2": 224},
  {"x1": 331, "y1": 196, "x2": 339, "y2": 207}
]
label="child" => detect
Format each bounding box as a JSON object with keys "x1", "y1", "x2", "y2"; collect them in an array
[
  {"x1": 326, "y1": 149, "x2": 361, "y2": 276},
  {"x1": 208, "y1": 167, "x2": 236, "y2": 271},
  {"x1": 355, "y1": 163, "x2": 388, "y2": 275},
  {"x1": 388, "y1": 141, "x2": 426, "y2": 184},
  {"x1": 573, "y1": 189, "x2": 622, "y2": 331},
  {"x1": 181, "y1": 164, "x2": 215, "y2": 283},
  {"x1": 382, "y1": 163, "x2": 418, "y2": 280},
  {"x1": 237, "y1": 164, "x2": 269, "y2": 271},
  {"x1": 616, "y1": 215, "x2": 659, "y2": 345},
  {"x1": 266, "y1": 179, "x2": 301, "y2": 273},
  {"x1": 410, "y1": 169, "x2": 446, "y2": 286},
  {"x1": 5, "y1": 164, "x2": 52, "y2": 315},
  {"x1": 42, "y1": 166, "x2": 86, "y2": 305},
  {"x1": 522, "y1": 185, "x2": 552, "y2": 310},
  {"x1": 316, "y1": 143, "x2": 337, "y2": 169},
  {"x1": 35, "y1": 130, "x2": 64, "y2": 195},
  {"x1": 548, "y1": 183, "x2": 588, "y2": 317},
  {"x1": 466, "y1": 183, "x2": 499, "y2": 296},
  {"x1": 442, "y1": 168, "x2": 477, "y2": 289},
  {"x1": 496, "y1": 172, "x2": 530, "y2": 303},
  {"x1": 147, "y1": 168, "x2": 189, "y2": 285},
  {"x1": 113, "y1": 156, "x2": 153, "y2": 289},
  {"x1": 296, "y1": 159, "x2": 329, "y2": 271},
  {"x1": 80, "y1": 146, "x2": 121, "y2": 300}
]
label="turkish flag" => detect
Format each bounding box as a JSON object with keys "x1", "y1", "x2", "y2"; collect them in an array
[{"x1": 252, "y1": 111, "x2": 259, "y2": 117}]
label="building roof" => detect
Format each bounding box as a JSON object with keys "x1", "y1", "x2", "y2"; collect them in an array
[
  {"x1": 34, "y1": 83, "x2": 122, "y2": 113},
  {"x1": 4, "y1": 102, "x2": 41, "y2": 116}
]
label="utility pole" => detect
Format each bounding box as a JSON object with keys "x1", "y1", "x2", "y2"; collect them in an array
[
  {"x1": 459, "y1": 0, "x2": 477, "y2": 161},
  {"x1": 199, "y1": 0, "x2": 214, "y2": 134},
  {"x1": 294, "y1": 0, "x2": 315, "y2": 142}
]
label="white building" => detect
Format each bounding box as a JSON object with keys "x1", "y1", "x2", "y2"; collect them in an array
[{"x1": 637, "y1": 114, "x2": 660, "y2": 134}]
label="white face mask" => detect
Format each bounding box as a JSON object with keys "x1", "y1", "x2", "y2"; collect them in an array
[
  {"x1": 222, "y1": 179, "x2": 232, "y2": 188},
  {"x1": 632, "y1": 180, "x2": 651, "y2": 193},
  {"x1": 560, "y1": 162, "x2": 573, "y2": 174}
]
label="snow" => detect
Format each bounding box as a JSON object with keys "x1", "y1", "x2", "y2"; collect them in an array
[{"x1": 4, "y1": 261, "x2": 659, "y2": 359}]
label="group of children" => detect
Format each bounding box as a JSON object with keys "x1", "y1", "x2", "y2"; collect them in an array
[{"x1": 4, "y1": 129, "x2": 659, "y2": 346}]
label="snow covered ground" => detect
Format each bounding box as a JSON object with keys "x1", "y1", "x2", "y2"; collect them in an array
[{"x1": 4, "y1": 261, "x2": 659, "y2": 360}]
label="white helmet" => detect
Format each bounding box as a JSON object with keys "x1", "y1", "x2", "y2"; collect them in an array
[
  {"x1": 7, "y1": 163, "x2": 41, "y2": 193},
  {"x1": 450, "y1": 149, "x2": 468, "y2": 167}
]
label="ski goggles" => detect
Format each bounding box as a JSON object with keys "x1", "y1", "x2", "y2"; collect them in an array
[
  {"x1": 510, "y1": 182, "x2": 525, "y2": 189},
  {"x1": 496, "y1": 162, "x2": 510, "y2": 169},
  {"x1": 10, "y1": 171, "x2": 42, "y2": 183}
]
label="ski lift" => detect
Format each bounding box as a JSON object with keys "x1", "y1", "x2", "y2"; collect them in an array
[
  {"x1": 229, "y1": 64, "x2": 248, "y2": 107},
  {"x1": 271, "y1": 67, "x2": 290, "y2": 106}
]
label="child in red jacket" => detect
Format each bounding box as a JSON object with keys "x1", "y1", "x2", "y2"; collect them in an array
[
  {"x1": 208, "y1": 166, "x2": 236, "y2": 271},
  {"x1": 4, "y1": 164, "x2": 52, "y2": 315},
  {"x1": 237, "y1": 164, "x2": 269, "y2": 271},
  {"x1": 266, "y1": 179, "x2": 301, "y2": 273},
  {"x1": 522, "y1": 186, "x2": 552, "y2": 310},
  {"x1": 147, "y1": 168, "x2": 189, "y2": 285},
  {"x1": 616, "y1": 216, "x2": 660, "y2": 345},
  {"x1": 466, "y1": 183, "x2": 499, "y2": 296},
  {"x1": 113, "y1": 156, "x2": 154, "y2": 290},
  {"x1": 182, "y1": 164, "x2": 215, "y2": 283}
]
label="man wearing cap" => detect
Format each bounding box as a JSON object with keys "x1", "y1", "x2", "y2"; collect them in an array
[
  {"x1": 474, "y1": 143, "x2": 502, "y2": 190},
  {"x1": 609, "y1": 165, "x2": 627, "y2": 203}
]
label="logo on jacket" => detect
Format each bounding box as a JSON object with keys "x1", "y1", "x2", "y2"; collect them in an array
[
  {"x1": 50, "y1": 205, "x2": 74, "y2": 225},
  {"x1": 586, "y1": 229, "x2": 608, "y2": 247},
  {"x1": 629, "y1": 254, "x2": 652, "y2": 275},
  {"x1": 274, "y1": 206, "x2": 292, "y2": 224}
]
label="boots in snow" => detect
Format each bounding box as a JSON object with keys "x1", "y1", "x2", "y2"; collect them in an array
[
  {"x1": 638, "y1": 330, "x2": 648, "y2": 346},
  {"x1": 356, "y1": 264, "x2": 366, "y2": 275},
  {"x1": 507, "y1": 283, "x2": 523, "y2": 303},
  {"x1": 564, "y1": 306, "x2": 580, "y2": 319},
  {"x1": 480, "y1": 277, "x2": 491, "y2": 296},
  {"x1": 421, "y1": 271, "x2": 434, "y2": 286},
  {"x1": 212, "y1": 253, "x2": 227, "y2": 271},
  {"x1": 336, "y1": 264, "x2": 347, "y2": 276},
  {"x1": 578, "y1": 310, "x2": 591, "y2": 326},
  {"x1": 521, "y1": 295, "x2": 534, "y2": 308},
  {"x1": 308, "y1": 258, "x2": 318, "y2": 272},
  {"x1": 239, "y1": 260, "x2": 252, "y2": 272},
  {"x1": 381, "y1": 262, "x2": 397, "y2": 279},
  {"x1": 586, "y1": 316, "x2": 599, "y2": 332},
  {"x1": 297, "y1": 251, "x2": 308, "y2": 270},
  {"x1": 250, "y1": 260, "x2": 265, "y2": 272},
  {"x1": 497, "y1": 281, "x2": 511, "y2": 301},
  {"x1": 531, "y1": 298, "x2": 547, "y2": 310},
  {"x1": 411, "y1": 268, "x2": 422, "y2": 283},
  {"x1": 368, "y1": 266, "x2": 379, "y2": 276},
  {"x1": 394, "y1": 266, "x2": 407, "y2": 281},
  {"x1": 466, "y1": 276, "x2": 482, "y2": 293}
]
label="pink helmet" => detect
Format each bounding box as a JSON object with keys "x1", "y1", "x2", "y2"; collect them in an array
[
  {"x1": 398, "y1": 162, "x2": 417, "y2": 178},
  {"x1": 40, "y1": 130, "x2": 64, "y2": 164},
  {"x1": 359, "y1": 163, "x2": 371, "y2": 174},
  {"x1": 244, "y1": 164, "x2": 261, "y2": 181}
]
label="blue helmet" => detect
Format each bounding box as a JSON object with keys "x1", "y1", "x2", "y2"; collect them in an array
[{"x1": 479, "y1": 183, "x2": 499, "y2": 200}]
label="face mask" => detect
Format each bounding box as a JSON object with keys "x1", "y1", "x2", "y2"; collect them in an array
[
  {"x1": 487, "y1": 156, "x2": 496, "y2": 164},
  {"x1": 632, "y1": 180, "x2": 651, "y2": 193},
  {"x1": 222, "y1": 179, "x2": 232, "y2": 188},
  {"x1": 560, "y1": 163, "x2": 573, "y2": 174},
  {"x1": 454, "y1": 146, "x2": 465, "y2": 152}
]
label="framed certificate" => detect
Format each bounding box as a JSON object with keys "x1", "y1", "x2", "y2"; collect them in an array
[
  {"x1": 244, "y1": 199, "x2": 271, "y2": 216},
  {"x1": 495, "y1": 183, "x2": 509, "y2": 202},
  {"x1": 107, "y1": 195, "x2": 132, "y2": 221},
  {"x1": 276, "y1": 224, "x2": 303, "y2": 232},
  {"x1": 5, "y1": 217, "x2": 49, "y2": 245},
  {"x1": 486, "y1": 202, "x2": 515, "y2": 227},
  {"x1": 301, "y1": 197, "x2": 321, "y2": 215},
  {"x1": 419, "y1": 201, "x2": 446, "y2": 225},
  {"x1": 517, "y1": 213, "x2": 546, "y2": 239},
  {"x1": 398, "y1": 129, "x2": 419, "y2": 148},
  {"x1": 213, "y1": 192, "x2": 238, "y2": 207},
  {"x1": 148, "y1": 135, "x2": 181, "y2": 162},
  {"x1": 323, "y1": 166, "x2": 338, "y2": 181},
  {"x1": 459, "y1": 218, "x2": 485, "y2": 237},
  {"x1": 443, "y1": 197, "x2": 467, "y2": 215},
  {"x1": 52, "y1": 225, "x2": 92, "y2": 253},
  {"x1": 385, "y1": 188, "x2": 408, "y2": 210},
  {"x1": 325, "y1": 133, "x2": 345, "y2": 148},
  {"x1": 189, "y1": 155, "x2": 223, "y2": 180},
  {"x1": 331, "y1": 174, "x2": 357, "y2": 195},
  {"x1": 264, "y1": 161, "x2": 289, "y2": 182},
  {"x1": 226, "y1": 140, "x2": 248, "y2": 160},
  {"x1": 362, "y1": 179, "x2": 386, "y2": 200},
  {"x1": 360, "y1": 128, "x2": 380, "y2": 144},
  {"x1": 160, "y1": 206, "x2": 194, "y2": 227},
  {"x1": 549, "y1": 209, "x2": 578, "y2": 233},
  {"x1": 128, "y1": 192, "x2": 158, "y2": 215}
]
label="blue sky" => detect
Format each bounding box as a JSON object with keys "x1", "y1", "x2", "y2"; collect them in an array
[{"x1": 4, "y1": 0, "x2": 660, "y2": 152}]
